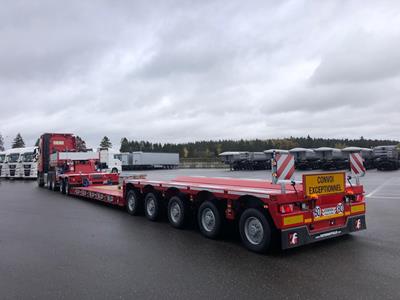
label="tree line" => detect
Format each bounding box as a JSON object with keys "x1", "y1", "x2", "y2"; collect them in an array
[
  {"x1": 1, "y1": 133, "x2": 398, "y2": 159},
  {"x1": 119, "y1": 135, "x2": 400, "y2": 158}
]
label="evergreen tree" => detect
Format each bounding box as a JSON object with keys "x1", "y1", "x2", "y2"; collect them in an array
[
  {"x1": 35, "y1": 138, "x2": 40, "y2": 147},
  {"x1": 0, "y1": 133, "x2": 4, "y2": 151},
  {"x1": 99, "y1": 136, "x2": 112, "y2": 148},
  {"x1": 120, "y1": 137, "x2": 129, "y2": 152},
  {"x1": 76, "y1": 136, "x2": 87, "y2": 151},
  {"x1": 12, "y1": 133, "x2": 25, "y2": 148}
]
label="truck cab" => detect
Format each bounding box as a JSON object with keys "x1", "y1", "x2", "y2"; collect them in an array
[
  {"x1": 20, "y1": 147, "x2": 39, "y2": 178},
  {"x1": 98, "y1": 148, "x2": 122, "y2": 173},
  {"x1": 4, "y1": 148, "x2": 24, "y2": 178},
  {"x1": 0, "y1": 151, "x2": 6, "y2": 178}
]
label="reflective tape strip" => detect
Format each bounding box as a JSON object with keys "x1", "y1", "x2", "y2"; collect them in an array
[
  {"x1": 350, "y1": 153, "x2": 365, "y2": 176},
  {"x1": 283, "y1": 215, "x2": 304, "y2": 226},
  {"x1": 276, "y1": 154, "x2": 295, "y2": 180},
  {"x1": 351, "y1": 204, "x2": 365, "y2": 214}
]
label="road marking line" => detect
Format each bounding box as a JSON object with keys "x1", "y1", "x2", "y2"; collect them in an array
[
  {"x1": 365, "y1": 178, "x2": 395, "y2": 198},
  {"x1": 366, "y1": 195, "x2": 399, "y2": 200}
]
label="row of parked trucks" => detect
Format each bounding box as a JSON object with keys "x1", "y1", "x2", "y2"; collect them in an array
[
  {"x1": 0, "y1": 147, "x2": 39, "y2": 179},
  {"x1": 219, "y1": 145, "x2": 400, "y2": 171},
  {"x1": 36, "y1": 132, "x2": 367, "y2": 253}
]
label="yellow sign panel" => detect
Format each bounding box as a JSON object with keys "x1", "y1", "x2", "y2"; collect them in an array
[{"x1": 303, "y1": 172, "x2": 346, "y2": 197}]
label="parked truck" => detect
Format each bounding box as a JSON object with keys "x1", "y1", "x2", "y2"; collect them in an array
[
  {"x1": 314, "y1": 147, "x2": 348, "y2": 170},
  {"x1": 0, "y1": 151, "x2": 6, "y2": 178},
  {"x1": 289, "y1": 148, "x2": 320, "y2": 170},
  {"x1": 37, "y1": 133, "x2": 118, "y2": 190},
  {"x1": 219, "y1": 151, "x2": 270, "y2": 170},
  {"x1": 39, "y1": 133, "x2": 366, "y2": 253},
  {"x1": 4, "y1": 148, "x2": 25, "y2": 178},
  {"x1": 20, "y1": 147, "x2": 39, "y2": 179},
  {"x1": 122, "y1": 152, "x2": 179, "y2": 170},
  {"x1": 98, "y1": 148, "x2": 122, "y2": 173},
  {"x1": 373, "y1": 145, "x2": 399, "y2": 171},
  {"x1": 342, "y1": 147, "x2": 375, "y2": 170}
]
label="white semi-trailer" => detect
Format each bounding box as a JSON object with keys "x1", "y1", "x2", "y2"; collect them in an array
[
  {"x1": 20, "y1": 147, "x2": 39, "y2": 179},
  {"x1": 0, "y1": 151, "x2": 6, "y2": 178}
]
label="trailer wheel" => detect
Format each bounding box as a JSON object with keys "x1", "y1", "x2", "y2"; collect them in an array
[
  {"x1": 239, "y1": 208, "x2": 272, "y2": 253},
  {"x1": 198, "y1": 201, "x2": 222, "y2": 239},
  {"x1": 52, "y1": 179, "x2": 59, "y2": 192},
  {"x1": 60, "y1": 179, "x2": 66, "y2": 194},
  {"x1": 111, "y1": 168, "x2": 118, "y2": 173},
  {"x1": 126, "y1": 190, "x2": 141, "y2": 215},
  {"x1": 47, "y1": 176, "x2": 53, "y2": 190},
  {"x1": 144, "y1": 192, "x2": 162, "y2": 221},
  {"x1": 168, "y1": 194, "x2": 189, "y2": 229},
  {"x1": 65, "y1": 180, "x2": 70, "y2": 195},
  {"x1": 37, "y1": 173, "x2": 44, "y2": 187}
]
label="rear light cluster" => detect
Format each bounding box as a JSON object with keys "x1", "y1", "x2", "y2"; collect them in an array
[
  {"x1": 279, "y1": 202, "x2": 310, "y2": 214},
  {"x1": 279, "y1": 204, "x2": 294, "y2": 214},
  {"x1": 344, "y1": 194, "x2": 365, "y2": 203}
]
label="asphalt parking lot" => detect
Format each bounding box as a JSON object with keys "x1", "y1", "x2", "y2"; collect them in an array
[{"x1": 0, "y1": 169, "x2": 399, "y2": 299}]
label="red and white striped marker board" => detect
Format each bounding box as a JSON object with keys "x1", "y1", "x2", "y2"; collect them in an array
[
  {"x1": 350, "y1": 152, "x2": 366, "y2": 177},
  {"x1": 276, "y1": 153, "x2": 295, "y2": 181}
]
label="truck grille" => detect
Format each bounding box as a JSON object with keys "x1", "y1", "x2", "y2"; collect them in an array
[
  {"x1": 9, "y1": 165, "x2": 16, "y2": 169},
  {"x1": 24, "y1": 165, "x2": 31, "y2": 169},
  {"x1": 10, "y1": 170, "x2": 15, "y2": 176}
]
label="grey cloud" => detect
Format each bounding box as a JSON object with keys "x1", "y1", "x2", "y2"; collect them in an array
[
  {"x1": 0, "y1": 0, "x2": 400, "y2": 148},
  {"x1": 311, "y1": 31, "x2": 400, "y2": 85}
]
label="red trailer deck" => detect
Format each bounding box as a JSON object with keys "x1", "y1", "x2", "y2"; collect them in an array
[{"x1": 60, "y1": 171, "x2": 366, "y2": 253}]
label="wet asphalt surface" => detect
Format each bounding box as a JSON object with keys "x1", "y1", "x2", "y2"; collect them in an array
[{"x1": 0, "y1": 169, "x2": 399, "y2": 299}]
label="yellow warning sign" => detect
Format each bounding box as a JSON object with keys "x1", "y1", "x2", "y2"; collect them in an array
[{"x1": 303, "y1": 172, "x2": 346, "y2": 197}]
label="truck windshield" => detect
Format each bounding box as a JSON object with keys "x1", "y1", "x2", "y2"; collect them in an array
[
  {"x1": 7, "y1": 153, "x2": 20, "y2": 163},
  {"x1": 22, "y1": 152, "x2": 35, "y2": 162},
  {"x1": 0, "y1": 154, "x2": 5, "y2": 163}
]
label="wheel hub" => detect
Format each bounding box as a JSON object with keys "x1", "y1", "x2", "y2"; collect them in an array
[
  {"x1": 147, "y1": 199, "x2": 155, "y2": 215},
  {"x1": 244, "y1": 217, "x2": 264, "y2": 245},
  {"x1": 170, "y1": 202, "x2": 181, "y2": 223},
  {"x1": 202, "y1": 208, "x2": 215, "y2": 232}
]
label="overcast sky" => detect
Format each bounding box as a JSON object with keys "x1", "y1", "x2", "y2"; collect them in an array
[{"x1": 0, "y1": 0, "x2": 399, "y2": 149}]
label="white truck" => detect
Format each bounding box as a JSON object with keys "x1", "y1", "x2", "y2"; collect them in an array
[
  {"x1": 0, "y1": 151, "x2": 6, "y2": 178},
  {"x1": 98, "y1": 148, "x2": 122, "y2": 173},
  {"x1": 4, "y1": 148, "x2": 25, "y2": 178},
  {"x1": 20, "y1": 147, "x2": 39, "y2": 179}
]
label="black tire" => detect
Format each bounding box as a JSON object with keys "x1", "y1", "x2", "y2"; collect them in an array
[
  {"x1": 60, "y1": 179, "x2": 66, "y2": 194},
  {"x1": 37, "y1": 173, "x2": 45, "y2": 187},
  {"x1": 239, "y1": 208, "x2": 272, "y2": 253},
  {"x1": 126, "y1": 190, "x2": 141, "y2": 215},
  {"x1": 197, "y1": 201, "x2": 222, "y2": 239},
  {"x1": 111, "y1": 168, "x2": 118, "y2": 173},
  {"x1": 65, "y1": 180, "x2": 70, "y2": 195},
  {"x1": 168, "y1": 194, "x2": 189, "y2": 229},
  {"x1": 144, "y1": 192, "x2": 162, "y2": 221},
  {"x1": 47, "y1": 175, "x2": 53, "y2": 190},
  {"x1": 52, "y1": 178, "x2": 59, "y2": 192}
]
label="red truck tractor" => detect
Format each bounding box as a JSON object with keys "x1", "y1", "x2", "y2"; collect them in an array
[
  {"x1": 38, "y1": 133, "x2": 366, "y2": 253},
  {"x1": 37, "y1": 133, "x2": 118, "y2": 192}
]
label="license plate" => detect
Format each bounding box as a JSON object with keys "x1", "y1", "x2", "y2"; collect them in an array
[{"x1": 313, "y1": 203, "x2": 344, "y2": 220}]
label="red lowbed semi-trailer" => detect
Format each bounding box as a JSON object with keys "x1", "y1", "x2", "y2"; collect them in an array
[
  {"x1": 37, "y1": 133, "x2": 118, "y2": 192},
  {"x1": 46, "y1": 169, "x2": 366, "y2": 253}
]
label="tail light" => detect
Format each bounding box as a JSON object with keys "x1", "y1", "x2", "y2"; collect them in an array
[
  {"x1": 355, "y1": 194, "x2": 365, "y2": 202},
  {"x1": 344, "y1": 194, "x2": 365, "y2": 203},
  {"x1": 280, "y1": 204, "x2": 294, "y2": 214}
]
